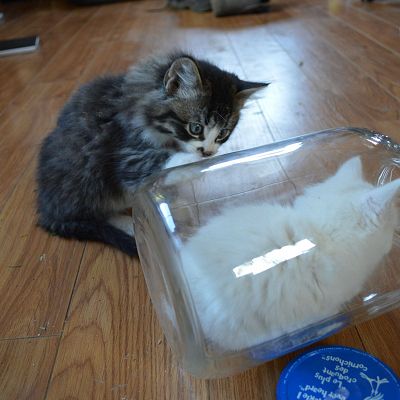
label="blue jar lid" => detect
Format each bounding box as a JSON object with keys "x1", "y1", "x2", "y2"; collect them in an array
[{"x1": 277, "y1": 346, "x2": 400, "y2": 400}]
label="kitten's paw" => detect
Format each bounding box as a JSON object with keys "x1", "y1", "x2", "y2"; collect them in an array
[
  {"x1": 162, "y1": 152, "x2": 203, "y2": 186},
  {"x1": 109, "y1": 214, "x2": 134, "y2": 236},
  {"x1": 163, "y1": 152, "x2": 202, "y2": 170}
]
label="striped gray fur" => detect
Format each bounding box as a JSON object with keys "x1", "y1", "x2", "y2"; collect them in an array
[{"x1": 37, "y1": 51, "x2": 268, "y2": 255}]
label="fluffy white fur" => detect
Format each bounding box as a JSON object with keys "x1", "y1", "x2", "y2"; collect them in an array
[
  {"x1": 180, "y1": 157, "x2": 400, "y2": 351},
  {"x1": 163, "y1": 151, "x2": 202, "y2": 169},
  {"x1": 162, "y1": 152, "x2": 204, "y2": 186}
]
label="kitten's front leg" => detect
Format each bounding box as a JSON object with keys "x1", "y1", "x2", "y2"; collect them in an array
[
  {"x1": 163, "y1": 152, "x2": 203, "y2": 170},
  {"x1": 162, "y1": 152, "x2": 204, "y2": 186},
  {"x1": 109, "y1": 214, "x2": 135, "y2": 236}
]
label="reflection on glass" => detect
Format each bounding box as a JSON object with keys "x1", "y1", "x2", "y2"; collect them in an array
[
  {"x1": 233, "y1": 239, "x2": 316, "y2": 278},
  {"x1": 202, "y1": 142, "x2": 303, "y2": 172},
  {"x1": 159, "y1": 202, "x2": 176, "y2": 232},
  {"x1": 363, "y1": 293, "x2": 377, "y2": 302}
]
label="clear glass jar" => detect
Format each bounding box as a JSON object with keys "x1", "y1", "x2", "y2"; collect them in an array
[{"x1": 132, "y1": 127, "x2": 400, "y2": 378}]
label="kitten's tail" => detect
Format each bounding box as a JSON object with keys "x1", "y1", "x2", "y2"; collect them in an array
[{"x1": 39, "y1": 219, "x2": 137, "y2": 257}]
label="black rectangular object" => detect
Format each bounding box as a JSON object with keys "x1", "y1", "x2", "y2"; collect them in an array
[{"x1": 0, "y1": 35, "x2": 40, "y2": 57}]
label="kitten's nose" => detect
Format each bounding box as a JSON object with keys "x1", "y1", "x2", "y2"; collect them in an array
[{"x1": 198, "y1": 147, "x2": 213, "y2": 157}]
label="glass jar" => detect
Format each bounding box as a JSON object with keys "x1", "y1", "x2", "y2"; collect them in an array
[{"x1": 132, "y1": 127, "x2": 400, "y2": 378}]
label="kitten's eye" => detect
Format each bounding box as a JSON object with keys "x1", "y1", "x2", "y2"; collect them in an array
[
  {"x1": 188, "y1": 122, "x2": 204, "y2": 137},
  {"x1": 216, "y1": 129, "x2": 231, "y2": 142}
]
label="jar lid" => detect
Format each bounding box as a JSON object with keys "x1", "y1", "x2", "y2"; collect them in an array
[{"x1": 277, "y1": 346, "x2": 400, "y2": 400}]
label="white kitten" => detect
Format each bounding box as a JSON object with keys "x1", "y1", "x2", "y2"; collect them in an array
[{"x1": 180, "y1": 157, "x2": 400, "y2": 351}]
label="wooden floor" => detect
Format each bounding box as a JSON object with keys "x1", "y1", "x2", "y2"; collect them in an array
[{"x1": 0, "y1": 0, "x2": 399, "y2": 398}]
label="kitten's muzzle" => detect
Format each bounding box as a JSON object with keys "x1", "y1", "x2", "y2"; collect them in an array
[{"x1": 198, "y1": 147, "x2": 215, "y2": 157}]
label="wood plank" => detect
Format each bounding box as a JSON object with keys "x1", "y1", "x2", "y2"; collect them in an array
[
  {"x1": 293, "y1": 5, "x2": 400, "y2": 100},
  {"x1": 108, "y1": 3, "x2": 187, "y2": 55},
  {"x1": 0, "y1": 7, "x2": 68, "y2": 41},
  {"x1": 224, "y1": 12, "x2": 348, "y2": 139},
  {"x1": 35, "y1": 3, "x2": 132, "y2": 84},
  {"x1": 257, "y1": 10, "x2": 400, "y2": 140},
  {"x1": 332, "y1": 1, "x2": 400, "y2": 55},
  {"x1": 357, "y1": 310, "x2": 400, "y2": 375},
  {"x1": 0, "y1": 79, "x2": 77, "y2": 212},
  {"x1": 0, "y1": 1, "x2": 65, "y2": 38},
  {"x1": 354, "y1": 0, "x2": 400, "y2": 27},
  {"x1": 0, "y1": 20, "x2": 89, "y2": 340},
  {"x1": 0, "y1": 336, "x2": 59, "y2": 400},
  {"x1": 81, "y1": 4, "x2": 187, "y2": 80},
  {"x1": 270, "y1": 14, "x2": 398, "y2": 120},
  {"x1": 46, "y1": 246, "x2": 210, "y2": 400},
  {"x1": 0, "y1": 166, "x2": 85, "y2": 338},
  {"x1": 0, "y1": 7, "x2": 93, "y2": 115}
]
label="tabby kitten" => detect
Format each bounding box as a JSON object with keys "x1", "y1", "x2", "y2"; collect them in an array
[{"x1": 37, "y1": 52, "x2": 267, "y2": 256}]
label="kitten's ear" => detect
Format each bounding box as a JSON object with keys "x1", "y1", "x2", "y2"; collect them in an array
[
  {"x1": 164, "y1": 57, "x2": 203, "y2": 97},
  {"x1": 359, "y1": 179, "x2": 400, "y2": 220},
  {"x1": 333, "y1": 157, "x2": 363, "y2": 183},
  {"x1": 236, "y1": 80, "x2": 269, "y2": 100}
]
